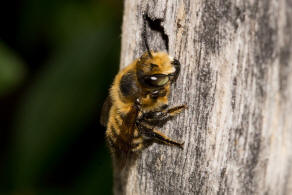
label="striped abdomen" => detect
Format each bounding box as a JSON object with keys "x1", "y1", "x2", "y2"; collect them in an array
[{"x1": 106, "y1": 106, "x2": 144, "y2": 153}]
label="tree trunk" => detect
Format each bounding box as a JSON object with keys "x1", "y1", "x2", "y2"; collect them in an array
[{"x1": 117, "y1": 0, "x2": 292, "y2": 194}]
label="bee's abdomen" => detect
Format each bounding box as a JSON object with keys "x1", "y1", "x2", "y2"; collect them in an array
[{"x1": 106, "y1": 109, "x2": 145, "y2": 152}]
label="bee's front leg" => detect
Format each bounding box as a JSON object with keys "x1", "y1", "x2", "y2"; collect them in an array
[
  {"x1": 141, "y1": 104, "x2": 187, "y2": 127},
  {"x1": 136, "y1": 122, "x2": 184, "y2": 149}
]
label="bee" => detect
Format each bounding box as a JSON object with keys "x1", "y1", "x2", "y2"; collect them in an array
[{"x1": 100, "y1": 15, "x2": 186, "y2": 162}]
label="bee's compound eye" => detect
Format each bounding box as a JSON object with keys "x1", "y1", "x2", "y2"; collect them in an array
[
  {"x1": 144, "y1": 74, "x2": 169, "y2": 87},
  {"x1": 156, "y1": 76, "x2": 169, "y2": 86}
]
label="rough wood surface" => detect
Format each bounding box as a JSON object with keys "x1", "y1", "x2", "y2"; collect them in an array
[{"x1": 116, "y1": 0, "x2": 292, "y2": 194}]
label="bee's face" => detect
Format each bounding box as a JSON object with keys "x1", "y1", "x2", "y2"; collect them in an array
[{"x1": 137, "y1": 52, "x2": 180, "y2": 88}]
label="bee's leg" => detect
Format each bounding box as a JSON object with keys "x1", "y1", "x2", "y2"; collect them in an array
[
  {"x1": 145, "y1": 104, "x2": 187, "y2": 120},
  {"x1": 141, "y1": 105, "x2": 187, "y2": 126},
  {"x1": 136, "y1": 122, "x2": 184, "y2": 149},
  {"x1": 165, "y1": 104, "x2": 187, "y2": 117}
]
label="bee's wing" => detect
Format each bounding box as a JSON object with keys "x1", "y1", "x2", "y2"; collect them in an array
[
  {"x1": 121, "y1": 105, "x2": 138, "y2": 137},
  {"x1": 100, "y1": 95, "x2": 112, "y2": 127},
  {"x1": 117, "y1": 104, "x2": 139, "y2": 169}
]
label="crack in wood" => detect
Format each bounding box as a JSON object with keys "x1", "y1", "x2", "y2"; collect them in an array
[{"x1": 144, "y1": 14, "x2": 169, "y2": 52}]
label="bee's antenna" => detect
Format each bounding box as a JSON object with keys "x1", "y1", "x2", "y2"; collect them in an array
[{"x1": 143, "y1": 13, "x2": 153, "y2": 58}]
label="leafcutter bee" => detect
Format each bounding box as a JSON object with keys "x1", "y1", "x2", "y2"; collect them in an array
[{"x1": 100, "y1": 15, "x2": 186, "y2": 161}]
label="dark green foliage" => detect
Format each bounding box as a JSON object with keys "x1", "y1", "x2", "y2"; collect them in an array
[{"x1": 0, "y1": 0, "x2": 122, "y2": 194}]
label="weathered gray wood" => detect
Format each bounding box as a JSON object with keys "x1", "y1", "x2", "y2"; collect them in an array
[{"x1": 116, "y1": 0, "x2": 292, "y2": 194}]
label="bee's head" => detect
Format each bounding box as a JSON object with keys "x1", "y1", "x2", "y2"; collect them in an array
[{"x1": 136, "y1": 52, "x2": 180, "y2": 88}]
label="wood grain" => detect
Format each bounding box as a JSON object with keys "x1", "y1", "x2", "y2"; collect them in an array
[{"x1": 115, "y1": 0, "x2": 292, "y2": 194}]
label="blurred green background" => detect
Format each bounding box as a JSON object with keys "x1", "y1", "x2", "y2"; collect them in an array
[{"x1": 0, "y1": 0, "x2": 122, "y2": 194}]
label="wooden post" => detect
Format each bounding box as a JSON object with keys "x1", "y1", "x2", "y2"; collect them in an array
[{"x1": 116, "y1": 0, "x2": 292, "y2": 194}]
